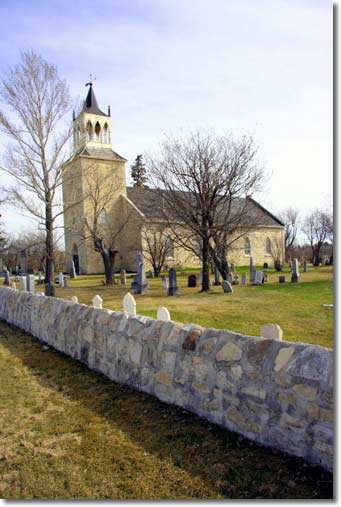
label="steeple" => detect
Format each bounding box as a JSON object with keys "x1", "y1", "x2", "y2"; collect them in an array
[{"x1": 73, "y1": 83, "x2": 112, "y2": 153}]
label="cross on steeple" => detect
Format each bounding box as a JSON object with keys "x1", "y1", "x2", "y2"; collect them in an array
[{"x1": 85, "y1": 74, "x2": 96, "y2": 87}]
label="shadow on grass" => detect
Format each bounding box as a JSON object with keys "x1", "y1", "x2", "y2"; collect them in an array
[{"x1": 0, "y1": 321, "x2": 333, "y2": 500}]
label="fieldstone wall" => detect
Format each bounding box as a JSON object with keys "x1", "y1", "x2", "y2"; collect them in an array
[{"x1": 0, "y1": 287, "x2": 333, "y2": 472}]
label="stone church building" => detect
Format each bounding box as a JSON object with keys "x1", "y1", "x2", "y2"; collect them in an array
[{"x1": 62, "y1": 85, "x2": 285, "y2": 275}]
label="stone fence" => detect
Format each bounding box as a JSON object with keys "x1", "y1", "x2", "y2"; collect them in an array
[{"x1": 0, "y1": 287, "x2": 333, "y2": 472}]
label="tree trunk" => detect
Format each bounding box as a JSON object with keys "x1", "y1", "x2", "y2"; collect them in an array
[
  {"x1": 45, "y1": 195, "x2": 54, "y2": 284},
  {"x1": 103, "y1": 251, "x2": 117, "y2": 285},
  {"x1": 201, "y1": 234, "x2": 210, "y2": 292},
  {"x1": 209, "y1": 246, "x2": 228, "y2": 280}
]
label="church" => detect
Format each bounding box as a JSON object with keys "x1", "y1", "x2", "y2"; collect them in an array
[{"x1": 62, "y1": 85, "x2": 285, "y2": 275}]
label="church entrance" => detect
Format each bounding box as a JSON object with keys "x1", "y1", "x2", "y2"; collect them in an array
[{"x1": 72, "y1": 244, "x2": 80, "y2": 274}]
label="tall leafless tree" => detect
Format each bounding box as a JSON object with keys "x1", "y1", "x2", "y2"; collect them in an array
[
  {"x1": 302, "y1": 209, "x2": 333, "y2": 265},
  {"x1": 147, "y1": 131, "x2": 266, "y2": 291},
  {"x1": 0, "y1": 50, "x2": 72, "y2": 285},
  {"x1": 141, "y1": 225, "x2": 168, "y2": 277},
  {"x1": 278, "y1": 207, "x2": 299, "y2": 259},
  {"x1": 72, "y1": 166, "x2": 133, "y2": 285}
]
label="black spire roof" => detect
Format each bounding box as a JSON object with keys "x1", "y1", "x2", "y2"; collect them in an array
[{"x1": 82, "y1": 84, "x2": 108, "y2": 117}]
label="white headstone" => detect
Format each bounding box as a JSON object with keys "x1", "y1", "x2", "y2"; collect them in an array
[
  {"x1": 27, "y1": 274, "x2": 35, "y2": 293},
  {"x1": 20, "y1": 276, "x2": 27, "y2": 291},
  {"x1": 221, "y1": 280, "x2": 233, "y2": 293},
  {"x1": 123, "y1": 292, "x2": 136, "y2": 315},
  {"x1": 71, "y1": 296, "x2": 78, "y2": 304},
  {"x1": 255, "y1": 271, "x2": 263, "y2": 285},
  {"x1": 120, "y1": 269, "x2": 126, "y2": 285},
  {"x1": 157, "y1": 307, "x2": 171, "y2": 321},
  {"x1": 92, "y1": 295, "x2": 103, "y2": 309},
  {"x1": 58, "y1": 272, "x2": 64, "y2": 286},
  {"x1": 260, "y1": 323, "x2": 283, "y2": 341},
  {"x1": 11, "y1": 282, "x2": 16, "y2": 290}
]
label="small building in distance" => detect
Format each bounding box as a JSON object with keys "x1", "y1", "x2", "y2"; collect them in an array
[{"x1": 62, "y1": 85, "x2": 285, "y2": 274}]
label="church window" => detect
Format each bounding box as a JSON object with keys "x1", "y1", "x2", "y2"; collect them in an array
[
  {"x1": 266, "y1": 237, "x2": 271, "y2": 255},
  {"x1": 244, "y1": 237, "x2": 251, "y2": 255},
  {"x1": 86, "y1": 121, "x2": 93, "y2": 141},
  {"x1": 95, "y1": 122, "x2": 101, "y2": 141},
  {"x1": 165, "y1": 236, "x2": 174, "y2": 257},
  {"x1": 100, "y1": 208, "x2": 107, "y2": 224},
  {"x1": 103, "y1": 123, "x2": 110, "y2": 143}
]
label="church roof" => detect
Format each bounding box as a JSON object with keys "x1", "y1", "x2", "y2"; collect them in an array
[
  {"x1": 68, "y1": 146, "x2": 127, "y2": 163},
  {"x1": 126, "y1": 186, "x2": 284, "y2": 227},
  {"x1": 82, "y1": 84, "x2": 108, "y2": 117}
]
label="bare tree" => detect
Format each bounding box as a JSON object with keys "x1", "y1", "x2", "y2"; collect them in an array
[
  {"x1": 73, "y1": 166, "x2": 133, "y2": 285},
  {"x1": 141, "y1": 224, "x2": 168, "y2": 277},
  {"x1": 302, "y1": 209, "x2": 333, "y2": 266},
  {"x1": 147, "y1": 131, "x2": 266, "y2": 290},
  {"x1": 0, "y1": 50, "x2": 72, "y2": 285},
  {"x1": 278, "y1": 207, "x2": 299, "y2": 259}
]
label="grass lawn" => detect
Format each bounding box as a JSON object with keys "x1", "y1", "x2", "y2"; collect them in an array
[
  {"x1": 43, "y1": 265, "x2": 333, "y2": 349},
  {"x1": 0, "y1": 322, "x2": 333, "y2": 499}
]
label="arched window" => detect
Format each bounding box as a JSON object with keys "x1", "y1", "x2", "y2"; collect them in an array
[
  {"x1": 165, "y1": 236, "x2": 174, "y2": 257},
  {"x1": 103, "y1": 123, "x2": 110, "y2": 143},
  {"x1": 95, "y1": 122, "x2": 101, "y2": 141},
  {"x1": 266, "y1": 237, "x2": 271, "y2": 255},
  {"x1": 244, "y1": 237, "x2": 251, "y2": 255},
  {"x1": 100, "y1": 208, "x2": 107, "y2": 224},
  {"x1": 193, "y1": 239, "x2": 200, "y2": 257},
  {"x1": 86, "y1": 121, "x2": 93, "y2": 141}
]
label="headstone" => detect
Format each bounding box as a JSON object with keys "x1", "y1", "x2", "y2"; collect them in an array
[
  {"x1": 222, "y1": 280, "x2": 233, "y2": 293},
  {"x1": 120, "y1": 269, "x2": 126, "y2": 285},
  {"x1": 230, "y1": 262, "x2": 235, "y2": 272},
  {"x1": 123, "y1": 292, "x2": 136, "y2": 315},
  {"x1": 11, "y1": 282, "x2": 16, "y2": 290},
  {"x1": 199, "y1": 268, "x2": 203, "y2": 284},
  {"x1": 227, "y1": 272, "x2": 233, "y2": 285},
  {"x1": 255, "y1": 271, "x2": 263, "y2": 285},
  {"x1": 303, "y1": 260, "x2": 308, "y2": 273},
  {"x1": 147, "y1": 270, "x2": 154, "y2": 278},
  {"x1": 250, "y1": 265, "x2": 256, "y2": 283},
  {"x1": 279, "y1": 276, "x2": 286, "y2": 283},
  {"x1": 20, "y1": 276, "x2": 26, "y2": 291},
  {"x1": 45, "y1": 284, "x2": 55, "y2": 297},
  {"x1": 71, "y1": 296, "x2": 78, "y2": 303},
  {"x1": 263, "y1": 273, "x2": 269, "y2": 283},
  {"x1": 58, "y1": 272, "x2": 64, "y2": 286},
  {"x1": 233, "y1": 275, "x2": 240, "y2": 285},
  {"x1": 260, "y1": 323, "x2": 283, "y2": 341},
  {"x1": 136, "y1": 250, "x2": 144, "y2": 270},
  {"x1": 63, "y1": 277, "x2": 68, "y2": 287},
  {"x1": 188, "y1": 274, "x2": 197, "y2": 287},
  {"x1": 241, "y1": 273, "x2": 246, "y2": 285},
  {"x1": 4, "y1": 270, "x2": 10, "y2": 285},
  {"x1": 157, "y1": 307, "x2": 171, "y2": 321},
  {"x1": 134, "y1": 262, "x2": 148, "y2": 294},
  {"x1": 168, "y1": 268, "x2": 179, "y2": 296},
  {"x1": 263, "y1": 262, "x2": 268, "y2": 269},
  {"x1": 291, "y1": 258, "x2": 300, "y2": 283},
  {"x1": 161, "y1": 275, "x2": 168, "y2": 289},
  {"x1": 27, "y1": 275, "x2": 35, "y2": 293},
  {"x1": 92, "y1": 295, "x2": 103, "y2": 309},
  {"x1": 70, "y1": 261, "x2": 77, "y2": 279},
  {"x1": 214, "y1": 266, "x2": 220, "y2": 285}
]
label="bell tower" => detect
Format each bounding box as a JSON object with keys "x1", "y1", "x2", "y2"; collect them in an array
[{"x1": 73, "y1": 82, "x2": 112, "y2": 153}]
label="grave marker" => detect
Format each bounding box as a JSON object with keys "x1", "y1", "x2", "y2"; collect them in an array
[
  {"x1": 45, "y1": 284, "x2": 55, "y2": 296},
  {"x1": 279, "y1": 276, "x2": 286, "y2": 283},
  {"x1": 168, "y1": 268, "x2": 179, "y2": 296},
  {"x1": 255, "y1": 271, "x2": 263, "y2": 285},
  {"x1": 303, "y1": 260, "x2": 308, "y2": 273},
  {"x1": 20, "y1": 276, "x2": 27, "y2": 291},
  {"x1": 27, "y1": 274, "x2": 35, "y2": 293},
  {"x1": 120, "y1": 269, "x2": 126, "y2": 285},
  {"x1": 161, "y1": 275, "x2": 168, "y2": 289},
  {"x1": 4, "y1": 270, "x2": 10, "y2": 286},
  {"x1": 188, "y1": 274, "x2": 197, "y2": 287},
  {"x1": 157, "y1": 307, "x2": 171, "y2": 321},
  {"x1": 123, "y1": 292, "x2": 136, "y2": 315},
  {"x1": 92, "y1": 295, "x2": 103, "y2": 308},
  {"x1": 221, "y1": 280, "x2": 233, "y2": 293},
  {"x1": 58, "y1": 272, "x2": 64, "y2": 286},
  {"x1": 291, "y1": 258, "x2": 300, "y2": 283},
  {"x1": 63, "y1": 277, "x2": 68, "y2": 287},
  {"x1": 241, "y1": 273, "x2": 246, "y2": 285}
]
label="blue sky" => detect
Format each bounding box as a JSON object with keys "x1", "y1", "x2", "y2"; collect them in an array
[{"x1": 0, "y1": 0, "x2": 333, "y2": 238}]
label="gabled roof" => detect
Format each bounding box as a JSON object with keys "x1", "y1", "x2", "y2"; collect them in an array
[
  {"x1": 82, "y1": 84, "x2": 108, "y2": 117},
  {"x1": 65, "y1": 146, "x2": 126, "y2": 165},
  {"x1": 126, "y1": 186, "x2": 284, "y2": 227}
]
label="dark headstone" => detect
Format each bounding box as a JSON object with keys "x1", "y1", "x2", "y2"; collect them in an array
[
  {"x1": 134, "y1": 262, "x2": 148, "y2": 294},
  {"x1": 222, "y1": 280, "x2": 233, "y2": 293},
  {"x1": 279, "y1": 276, "x2": 286, "y2": 283},
  {"x1": 168, "y1": 268, "x2": 179, "y2": 296},
  {"x1": 188, "y1": 274, "x2": 197, "y2": 287},
  {"x1": 45, "y1": 284, "x2": 55, "y2": 296},
  {"x1": 3, "y1": 270, "x2": 10, "y2": 285},
  {"x1": 263, "y1": 262, "x2": 268, "y2": 269}
]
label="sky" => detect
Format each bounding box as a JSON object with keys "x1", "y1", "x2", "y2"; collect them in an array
[{"x1": 0, "y1": 0, "x2": 333, "y2": 243}]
